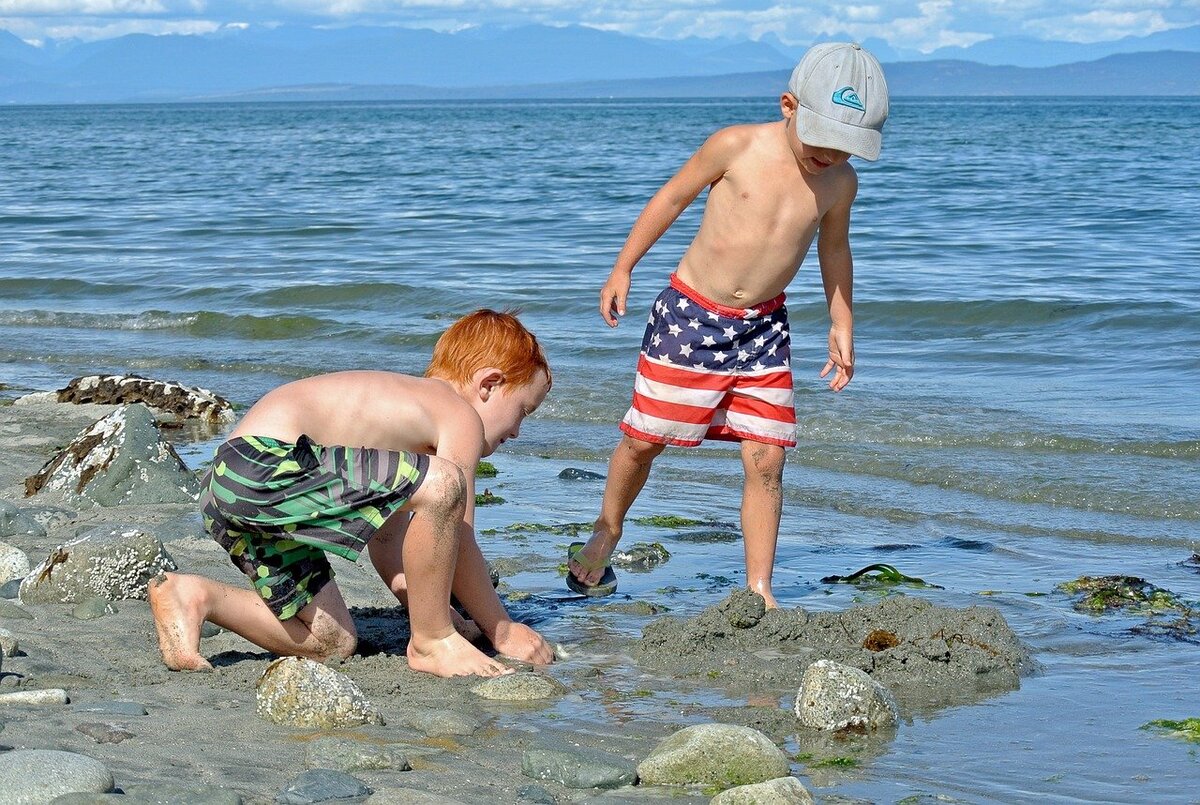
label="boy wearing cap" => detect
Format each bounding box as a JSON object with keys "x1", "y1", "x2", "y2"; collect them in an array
[{"x1": 568, "y1": 43, "x2": 889, "y2": 608}]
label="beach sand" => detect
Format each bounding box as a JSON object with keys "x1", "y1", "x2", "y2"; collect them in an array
[{"x1": 0, "y1": 400, "x2": 1030, "y2": 803}]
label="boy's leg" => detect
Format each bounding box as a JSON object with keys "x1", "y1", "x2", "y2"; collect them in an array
[
  {"x1": 569, "y1": 434, "x2": 665, "y2": 587},
  {"x1": 367, "y1": 511, "x2": 483, "y2": 642},
  {"x1": 368, "y1": 455, "x2": 510, "y2": 678},
  {"x1": 739, "y1": 440, "x2": 786, "y2": 609},
  {"x1": 148, "y1": 572, "x2": 357, "y2": 670}
]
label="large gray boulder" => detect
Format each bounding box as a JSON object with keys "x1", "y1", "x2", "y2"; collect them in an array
[
  {"x1": 256, "y1": 657, "x2": 384, "y2": 729},
  {"x1": 794, "y1": 659, "x2": 899, "y2": 732},
  {"x1": 636, "y1": 723, "x2": 790, "y2": 788},
  {"x1": 24, "y1": 404, "x2": 200, "y2": 506},
  {"x1": 19, "y1": 526, "x2": 176, "y2": 604},
  {"x1": 0, "y1": 538, "x2": 32, "y2": 585}
]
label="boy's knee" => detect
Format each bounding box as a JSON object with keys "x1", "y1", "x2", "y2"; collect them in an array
[
  {"x1": 619, "y1": 435, "x2": 666, "y2": 463},
  {"x1": 313, "y1": 622, "x2": 357, "y2": 661},
  {"x1": 744, "y1": 442, "x2": 785, "y2": 478}
]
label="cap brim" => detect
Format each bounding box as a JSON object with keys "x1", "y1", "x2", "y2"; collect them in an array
[{"x1": 795, "y1": 106, "x2": 881, "y2": 161}]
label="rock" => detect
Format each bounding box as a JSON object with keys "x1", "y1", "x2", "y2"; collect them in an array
[
  {"x1": 558, "y1": 467, "x2": 605, "y2": 480},
  {"x1": 0, "y1": 539, "x2": 30, "y2": 590},
  {"x1": 0, "y1": 577, "x2": 23, "y2": 598},
  {"x1": 611, "y1": 542, "x2": 671, "y2": 569},
  {"x1": 50, "y1": 375, "x2": 235, "y2": 423},
  {"x1": 521, "y1": 745, "x2": 638, "y2": 789},
  {"x1": 19, "y1": 525, "x2": 176, "y2": 604},
  {"x1": 256, "y1": 657, "x2": 383, "y2": 729},
  {"x1": 0, "y1": 626, "x2": 17, "y2": 657},
  {"x1": 709, "y1": 777, "x2": 814, "y2": 804},
  {"x1": 794, "y1": 660, "x2": 899, "y2": 732},
  {"x1": 719, "y1": 588, "x2": 766, "y2": 628},
  {"x1": 0, "y1": 749, "x2": 114, "y2": 803},
  {"x1": 75, "y1": 721, "x2": 135, "y2": 744},
  {"x1": 673, "y1": 529, "x2": 742, "y2": 543},
  {"x1": 636, "y1": 723, "x2": 790, "y2": 787},
  {"x1": 0, "y1": 504, "x2": 45, "y2": 542},
  {"x1": 73, "y1": 700, "x2": 149, "y2": 717},
  {"x1": 0, "y1": 597, "x2": 33, "y2": 619},
  {"x1": 277, "y1": 769, "x2": 372, "y2": 804},
  {"x1": 393, "y1": 706, "x2": 486, "y2": 736},
  {"x1": 23, "y1": 403, "x2": 200, "y2": 506},
  {"x1": 516, "y1": 785, "x2": 555, "y2": 803},
  {"x1": 72, "y1": 597, "x2": 118, "y2": 620},
  {"x1": 0, "y1": 688, "x2": 69, "y2": 706},
  {"x1": 302, "y1": 738, "x2": 410, "y2": 772},
  {"x1": 470, "y1": 672, "x2": 567, "y2": 701}
]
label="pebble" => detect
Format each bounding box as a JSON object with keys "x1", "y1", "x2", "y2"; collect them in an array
[
  {"x1": 393, "y1": 706, "x2": 486, "y2": 736},
  {"x1": 72, "y1": 597, "x2": 118, "y2": 620},
  {"x1": 0, "y1": 578, "x2": 22, "y2": 599},
  {"x1": 74, "y1": 700, "x2": 149, "y2": 717},
  {"x1": 75, "y1": 721, "x2": 135, "y2": 744},
  {"x1": 0, "y1": 688, "x2": 69, "y2": 706},
  {"x1": 558, "y1": 467, "x2": 605, "y2": 480},
  {"x1": 636, "y1": 723, "x2": 790, "y2": 787},
  {"x1": 301, "y1": 737, "x2": 410, "y2": 772},
  {"x1": 0, "y1": 597, "x2": 33, "y2": 619},
  {"x1": 0, "y1": 749, "x2": 114, "y2": 803},
  {"x1": 276, "y1": 769, "x2": 372, "y2": 804},
  {"x1": 710, "y1": 777, "x2": 815, "y2": 804},
  {"x1": 521, "y1": 745, "x2": 638, "y2": 789}
]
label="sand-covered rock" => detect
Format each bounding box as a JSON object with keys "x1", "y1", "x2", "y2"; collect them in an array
[
  {"x1": 0, "y1": 536, "x2": 32, "y2": 583},
  {"x1": 277, "y1": 769, "x2": 372, "y2": 805},
  {"x1": 470, "y1": 672, "x2": 567, "y2": 701},
  {"x1": 521, "y1": 745, "x2": 638, "y2": 789},
  {"x1": 19, "y1": 525, "x2": 176, "y2": 604},
  {"x1": 636, "y1": 723, "x2": 790, "y2": 787},
  {"x1": 636, "y1": 591, "x2": 1033, "y2": 709},
  {"x1": 794, "y1": 659, "x2": 899, "y2": 732},
  {"x1": 256, "y1": 657, "x2": 384, "y2": 729},
  {"x1": 709, "y1": 777, "x2": 815, "y2": 804},
  {"x1": 23, "y1": 404, "x2": 200, "y2": 506},
  {"x1": 301, "y1": 737, "x2": 410, "y2": 772},
  {"x1": 31, "y1": 374, "x2": 235, "y2": 424}
]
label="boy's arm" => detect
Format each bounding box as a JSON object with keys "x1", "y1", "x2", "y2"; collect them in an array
[
  {"x1": 816, "y1": 168, "x2": 859, "y2": 392},
  {"x1": 433, "y1": 410, "x2": 554, "y2": 665},
  {"x1": 600, "y1": 128, "x2": 743, "y2": 327}
]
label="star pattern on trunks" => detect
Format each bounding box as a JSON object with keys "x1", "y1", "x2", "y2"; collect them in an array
[{"x1": 643, "y1": 286, "x2": 792, "y2": 372}]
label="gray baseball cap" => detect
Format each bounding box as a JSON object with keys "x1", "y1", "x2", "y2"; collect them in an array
[{"x1": 788, "y1": 42, "x2": 889, "y2": 161}]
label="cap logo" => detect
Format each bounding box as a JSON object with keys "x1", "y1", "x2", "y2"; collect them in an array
[{"x1": 831, "y1": 86, "x2": 865, "y2": 112}]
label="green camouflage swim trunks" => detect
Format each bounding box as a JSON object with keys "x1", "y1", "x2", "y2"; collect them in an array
[{"x1": 200, "y1": 434, "x2": 428, "y2": 620}]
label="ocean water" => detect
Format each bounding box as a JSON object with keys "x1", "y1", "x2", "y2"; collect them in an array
[{"x1": 2, "y1": 97, "x2": 1199, "y2": 801}]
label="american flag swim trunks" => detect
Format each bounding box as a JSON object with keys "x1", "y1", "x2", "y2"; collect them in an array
[{"x1": 620, "y1": 273, "x2": 796, "y2": 448}]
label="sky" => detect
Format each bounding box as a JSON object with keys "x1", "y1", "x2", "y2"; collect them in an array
[{"x1": 1, "y1": 0, "x2": 1198, "y2": 50}]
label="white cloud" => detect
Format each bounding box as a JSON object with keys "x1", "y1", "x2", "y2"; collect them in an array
[{"x1": 0, "y1": 0, "x2": 1196, "y2": 51}]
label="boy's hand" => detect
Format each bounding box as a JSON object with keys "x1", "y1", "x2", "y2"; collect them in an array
[
  {"x1": 820, "y1": 326, "x2": 855, "y2": 391},
  {"x1": 599, "y1": 272, "x2": 631, "y2": 328},
  {"x1": 491, "y1": 620, "x2": 555, "y2": 665}
]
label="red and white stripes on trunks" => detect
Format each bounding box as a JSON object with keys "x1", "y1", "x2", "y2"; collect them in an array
[{"x1": 620, "y1": 274, "x2": 796, "y2": 448}]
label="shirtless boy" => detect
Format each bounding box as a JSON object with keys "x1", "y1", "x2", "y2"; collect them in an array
[
  {"x1": 151, "y1": 309, "x2": 555, "y2": 678},
  {"x1": 568, "y1": 43, "x2": 889, "y2": 608}
]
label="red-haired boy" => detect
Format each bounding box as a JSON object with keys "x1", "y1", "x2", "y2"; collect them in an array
[{"x1": 150, "y1": 309, "x2": 554, "y2": 678}]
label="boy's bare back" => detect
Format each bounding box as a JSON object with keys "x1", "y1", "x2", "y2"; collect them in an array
[
  {"x1": 232, "y1": 371, "x2": 481, "y2": 464},
  {"x1": 675, "y1": 121, "x2": 858, "y2": 310}
]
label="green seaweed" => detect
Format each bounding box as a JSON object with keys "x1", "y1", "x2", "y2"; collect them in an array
[
  {"x1": 476, "y1": 461, "x2": 498, "y2": 478},
  {"x1": 632, "y1": 514, "x2": 708, "y2": 528},
  {"x1": 810, "y1": 756, "x2": 860, "y2": 768},
  {"x1": 1141, "y1": 718, "x2": 1200, "y2": 743},
  {"x1": 1057, "y1": 576, "x2": 1194, "y2": 616},
  {"x1": 475, "y1": 490, "x2": 505, "y2": 506},
  {"x1": 822, "y1": 563, "x2": 942, "y2": 589},
  {"x1": 480, "y1": 522, "x2": 591, "y2": 536}
]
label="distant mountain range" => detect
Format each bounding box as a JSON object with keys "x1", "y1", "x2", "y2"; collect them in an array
[{"x1": 1, "y1": 24, "x2": 1198, "y2": 103}]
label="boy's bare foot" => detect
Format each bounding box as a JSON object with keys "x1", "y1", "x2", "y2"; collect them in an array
[
  {"x1": 407, "y1": 632, "x2": 514, "y2": 678},
  {"x1": 749, "y1": 582, "x2": 780, "y2": 610},
  {"x1": 148, "y1": 573, "x2": 213, "y2": 672},
  {"x1": 567, "y1": 528, "x2": 620, "y2": 587}
]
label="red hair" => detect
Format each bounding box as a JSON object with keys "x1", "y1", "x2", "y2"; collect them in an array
[{"x1": 425, "y1": 309, "x2": 551, "y2": 390}]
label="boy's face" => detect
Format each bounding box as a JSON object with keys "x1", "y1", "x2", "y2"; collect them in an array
[
  {"x1": 780, "y1": 92, "x2": 852, "y2": 176},
  {"x1": 476, "y1": 369, "x2": 550, "y2": 457}
]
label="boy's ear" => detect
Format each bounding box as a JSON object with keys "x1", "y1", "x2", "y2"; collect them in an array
[
  {"x1": 474, "y1": 367, "x2": 506, "y2": 400},
  {"x1": 780, "y1": 92, "x2": 798, "y2": 119}
]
